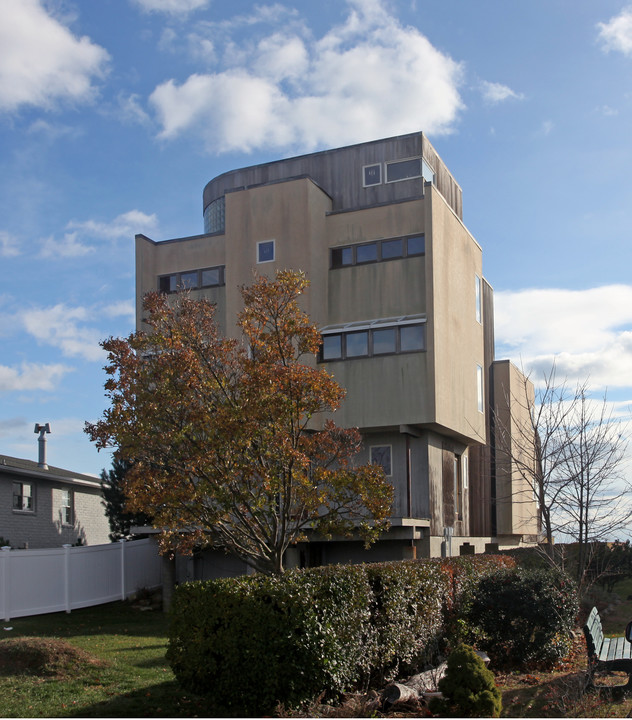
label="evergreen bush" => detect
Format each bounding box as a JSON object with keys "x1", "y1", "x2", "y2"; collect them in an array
[
  {"x1": 429, "y1": 643, "x2": 502, "y2": 718},
  {"x1": 467, "y1": 566, "x2": 579, "y2": 668}
]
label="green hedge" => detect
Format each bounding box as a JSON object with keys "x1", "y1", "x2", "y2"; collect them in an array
[
  {"x1": 467, "y1": 566, "x2": 579, "y2": 668},
  {"x1": 167, "y1": 555, "x2": 513, "y2": 715}
]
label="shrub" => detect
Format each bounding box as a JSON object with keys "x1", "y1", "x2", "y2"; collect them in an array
[
  {"x1": 429, "y1": 643, "x2": 502, "y2": 718},
  {"x1": 366, "y1": 560, "x2": 449, "y2": 683},
  {"x1": 467, "y1": 566, "x2": 579, "y2": 669},
  {"x1": 167, "y1": 565, "x2": 373, "y2": 716}
]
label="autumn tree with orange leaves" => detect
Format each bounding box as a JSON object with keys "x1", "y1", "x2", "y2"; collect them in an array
[{"x1": 86, "y1": 270, "x2": 393, "y2": 574}]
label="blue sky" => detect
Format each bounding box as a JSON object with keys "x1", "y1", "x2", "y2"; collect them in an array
[{"x1": 1, "y1": 0, "x2": 632, "y2": 477}]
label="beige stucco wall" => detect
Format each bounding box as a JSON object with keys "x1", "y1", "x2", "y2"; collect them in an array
[{"x1": 493, "y1": 360, "x2": 539, "y2": 538}]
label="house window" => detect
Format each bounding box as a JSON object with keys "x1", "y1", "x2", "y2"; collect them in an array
[
  {"x1": 386, "y1": 157, "x2": 422, "y2": 183},
  {"x1": 477, "y1": 364, "x2": 484, "y2": 413},
  {"x1": 158, "y1": 266, "x2": 225, "y2": 293},
  {"x1": 363, "y1": 163, "x2": 382, "y2": 187},
  {"x1": 475, "y1": 275, "x2": 482, "y2": 324},
  {"x1": 13, "y1": 482, "x2": 33, "y2": 512},
  {"x1": 61, "y1": 489, "x2": 72, "y2": 525},
  {"x1": 370, "y1": 445, "x2": 392, "y2": 476},
  {"x1": 331, "y1": 234, "x2": 425, "y2": 269},
  {"x1": 320, "y1": 317, "x2": 426, "y2": 362},
  {"x1": 257, "y1": 240, "x2": 275, "y2": 263}
]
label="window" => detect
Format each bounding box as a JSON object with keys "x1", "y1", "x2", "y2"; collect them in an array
[
  {"x1": 257, "y1": 240, "x2": 275, "y2": 263},
  {"x1": 356, "y1": 243, "x2": 378, "y2": 264},
  {"x1": 477, "y1": 364, "x2": 484, "y2": 413},
  {"x1": 61, "y1": 489, "x2": 72, "y2": 525},
  {"x1": 331, "y1": 234, "x2": 425, "y2": 268},
  {"x1": 13, "y1": 482, "x2": 33, "y2": 512},
  {"x1": 203, "y1": 196, "x2": 225, "y2": 234},
  {"x1": 463, "y1": 454, "x2": 469, "y2": 490},
  {"x1": 363, "y1": 163, "x2": 382, "y2": 186},
  {"x1": 454, "y1": 455, "x2": 463, "y2": 519},
  {"x1": 475, "y1": 275, "x2": 482, "y2": 323},
  {"x1": 320, "y1": 317, "x2": 426, "y2": 362},
  {"x1": 386, "y1": 157, "x2": 422, "y2": 183},
  {"x1": 422, "y1": 159, "x2": 435, "y2": 183},
  {"x1": 370, "y1": 445, "x2": 392, "y2": 476},
  {"x1": 158, "y1": 266, "x2": 225, "y2": 293}
]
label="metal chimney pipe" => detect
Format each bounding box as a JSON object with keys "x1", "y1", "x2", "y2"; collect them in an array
[{"x1": 34, "y1": 423, "x2": 51, "y2": 469}]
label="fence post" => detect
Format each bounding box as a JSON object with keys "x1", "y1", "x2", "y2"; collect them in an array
[
  {"x1": 1, "y1": 547, "x2": 10, "y2": 622},
  {"x1": 119, "y1": 539, "x2": 126, "y2": 601},
  {"x1": 62, "y1": 544, "x2": 72, "y2": 613}
]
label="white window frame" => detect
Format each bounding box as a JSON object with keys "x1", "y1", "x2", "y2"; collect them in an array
[
  {"x1": 370, "y1": 445, "x2": 393, "y2": 477},
  {"x1": 362, "y1": 163, "x2": 382, "y2": 187},
  {"x1": 257, "y1": 239, "x2": 275, "y2": 264},
  {"x1": 13, "y1": 481, "x2": 34, "y2": 512},
  {"x1": 61, "y1": 488, "x2": 73, "y2": 526},
  {"x1": 385, "y1": 157, "x2": 423, "y2": 184}
]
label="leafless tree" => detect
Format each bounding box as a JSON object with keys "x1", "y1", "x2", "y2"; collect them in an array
[{"x1": 493, "y1": 364, "x2": 631, "y2": 585}]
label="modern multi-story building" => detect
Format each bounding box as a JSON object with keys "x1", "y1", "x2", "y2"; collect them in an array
[{"x1": 135, "y1": 131, "x2": 539, "y2": 568}]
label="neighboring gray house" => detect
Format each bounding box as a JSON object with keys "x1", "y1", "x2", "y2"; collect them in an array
[{"x1": 0, "y1": 452, "x2": 110, "y2": 549}]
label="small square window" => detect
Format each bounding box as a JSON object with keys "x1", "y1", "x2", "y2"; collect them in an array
[
  {"x1": 381, "y1": 238, "x2": 403, "y2": 260},
  {"x1": 322, "y1": 334, "x2": 342, "y2": 360},
  {"x1": 158, "y1": 274, "x2": 177, "y2": 293},
  {"x1": 257, "y1": 240, "x2": 275, "y2": 263},
  {"x1": 180, "y1": 271, "x2": 198, "y2": 290},
  {"x1": 363, "y1": 164, "x2": 382, "y2": 187},
  {"x1": 372, "y1": 327, "x2": 397, "y2": 354},
  {"x1": 370, "y1": 445, "x2": 392, "y2": 476},
  {"x1": 345, "y1": 331, "x2": 369, "y2": 357},
  {"x1": 400, "y1": 324, "x2": 425, "y2": 352},
  {"x1": 201, "y1": 267, "x2": 222, "y2": 287},
  {"x1": 356, "y1": 243, "x2": 378, "y2": 264},
  {"x1": 406, "y1": 236, "x2": 425, "y2": 256},
  {"x1": 331, "y1": 246, "x2": 353, "y2": 268}
]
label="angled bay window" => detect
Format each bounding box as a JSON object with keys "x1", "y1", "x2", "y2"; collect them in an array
[{"x1": 319, "y1": 315, "x2": 426, "y2": 362}]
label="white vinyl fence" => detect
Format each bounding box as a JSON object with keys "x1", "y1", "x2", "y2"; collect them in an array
[{"x1": 0, "y1": 539, "x2": 162, "y2": 621}]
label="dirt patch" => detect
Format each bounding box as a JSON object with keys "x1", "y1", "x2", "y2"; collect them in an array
[{"x1": 0, "y1": 637, "x2": 106, "y2": 678}]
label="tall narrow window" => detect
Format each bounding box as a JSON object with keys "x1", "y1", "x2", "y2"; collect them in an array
[
  {"x1": 454, "y1": 455, "x2": 463, "y2": 519},
  {"x1": 477, "y1": 364, "x2": 484, "y2": 413},
  {"x1": 61, "y1": 489, "x2": 72, "y2": 525},
  {"x1": 475, "y1": 275, "x2": 482, "y2": 324}
]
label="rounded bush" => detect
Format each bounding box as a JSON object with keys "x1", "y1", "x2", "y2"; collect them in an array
[
  {"x1": 467, "y1": 566, "x2": 579, "y2": 668},
  {"x1": 429, "y1": 643, "x2": 502, "y2": 718}
]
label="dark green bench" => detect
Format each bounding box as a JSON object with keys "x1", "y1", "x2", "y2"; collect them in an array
[{"x1": 583, "y1": 606, "x2": 632, "y2": 691}]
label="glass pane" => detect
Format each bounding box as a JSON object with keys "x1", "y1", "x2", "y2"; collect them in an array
[
  {"x1": 159, "y1": 275, "x2": 177, "y2": 293},
  {"x1": 322, "y1": 335, "x2": 342, "y2": 360},
  {"x1": 180, "y1": 271, "x2": 198, "y2": 289},
  {"x1": 202, "y1": 267, "x2": 221, "y2": 287},
  {"x1": 364, "y1": 164, "x2": 381, "y2": 186},
  {"x1": 400, "y1": 324, "x2": 425, "y2": 352},
  {"x1": 370, "y1": 446, "x2": 392, "y2": 476},
  {"x1": 258, "y1": 241, "x2": 274, "y2": 263},
  {"x1": 386, "y1": 158, "x2": 422, "y2": 182},
  {"x1": 381, "y1": 238, "x2": 403, "y2": 260},
  {"x1": 356, "y1": 243, "x2": 378, "y2": 264},
  {"x1": 331, "y1": 246, "x2": 353, "y2": 267},
  {"x1": 373, "y1": 327, "x2": 397, "y2": 354},
  {"x1": 345, "y1": 331, "x2": 368, "y2": 357},
  {"x1": 406, "y1": 235, "x2": 425, "y2": 255}
]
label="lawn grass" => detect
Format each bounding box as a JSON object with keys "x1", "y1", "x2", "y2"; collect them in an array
[{"x1": 0, "y1": 601, "x2": 208, "y2": 718}]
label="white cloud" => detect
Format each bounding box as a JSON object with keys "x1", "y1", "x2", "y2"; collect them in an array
[
  {"x1": 149, "y1": 0, "x2": 464, "y2": 153},
  {"x1": 21, "y1": 304, "x2": 104, "y2": 362},
  {"x1": 132, "y1": 0, "x2": 210, "y2": 14},
  {"x1": 0, "y1": 362, "x2": 72, "y2": 392},
  {"x1": 0, "y1": 231, "x2": 20, "y2": 257},
  {"x1": 39, "y1": 232, "x2": 94, "y2": 258},
  {"x1": 66, "y1": 210, "x2": 159, "y2": 240},
  {"x1": 103, "y1": 300, "x2": 135, "y2": 320},
  {"x1": 598, "y1": 7, "x2": 632, "y2": 56},
  {"x1": 481, "y1": 81, "x2": 524, "y2": 104},
  {"x1": 0, "y1": 0, "x2": 109, "y2": 112},
  {"x1": 495, "y1": 285, "x2": 632, "y2": 389}
]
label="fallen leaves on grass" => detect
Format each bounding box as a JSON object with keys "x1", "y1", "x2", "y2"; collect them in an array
[{"x1": 0, "y1": 637, "x2": 106, "y2": 678}]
